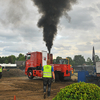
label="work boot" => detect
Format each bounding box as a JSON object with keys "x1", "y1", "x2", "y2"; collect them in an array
[
  {"x1": 44, "y1": 92, "x2": 46, "y2": 99},
  {"x1": 48, "y1": 91, "x2": 50, "y2": 97}
]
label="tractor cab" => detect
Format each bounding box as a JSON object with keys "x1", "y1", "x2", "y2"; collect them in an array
[
  {"x1": 25, "y1": 54, "x2": 31, "y2": 60},
  {"x1": 58, "y1": 58, "x2": 69, "y2": 65}
]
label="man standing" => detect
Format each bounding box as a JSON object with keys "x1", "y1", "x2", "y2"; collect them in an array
[
  {"x1": 41, "y1": 60, "x2": 55, "y2": 99},
  {"x1": 0, "y1": 65, "x2": 2, "y2": 79}
]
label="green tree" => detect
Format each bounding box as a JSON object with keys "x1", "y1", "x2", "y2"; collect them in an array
[
  {"x1": 5, "y1": 59, "x2": 8, "y2": 64},
  {"x1": 11, "y1": 55, "x2": 16, "y2": 63},
  {"x1": 4, "y1": 57, "x2": 8, "y2": 64},
  {"x1": 0, "y1": 57, "x2": 2, "y2": 63},
  {"x1": 73, "y1": 55, "x2": 85, "y2": 66},
  {"x1": 56, "y1": 56, "x2": 62, "y2": 64},
  {"x1": 2, "y1": 57, "x2": 5, "y2": 63},
  {"x1": 95, "y1": 55, "x2": 100, "y2": 62},
  {"x1": 7, "y1": 55, "x2": 16, "y2": 64},
  {"x1": 86, "y1": 57, "x2": 92, "y2": 65},
  {"x1": 53, "y1": 59, "x2": 56, "y2": 64},
  {"x1": 66, "y1": 57, "x2": 74, "y2": 66},
  {"x1": 17, "y1": 53, "x2": 25, "y2": 60},
  {"x1": 18, "y1": 56, "x2": 25, "y2": 61},
  {"x1": 8, "y1": 56, "x2": 13, "y2": 64}
]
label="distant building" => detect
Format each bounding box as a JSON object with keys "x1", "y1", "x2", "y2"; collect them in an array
[{"x1": 15, "y1": 61, "x2": 25, "y2": 67}]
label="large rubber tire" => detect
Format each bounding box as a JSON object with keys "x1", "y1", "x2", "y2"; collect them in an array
[
  {"x1": 59, "y1": 73, "x2": 64, "y2": 81},
  {"x1": 55, "y1": 71, "x2": 60, "y2": 82},
  {"x1": 28, "y1": 70, "x2": 34, "y2": 79}
]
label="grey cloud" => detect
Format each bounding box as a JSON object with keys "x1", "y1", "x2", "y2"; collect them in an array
[
  {"x1": 0, "y1": 33, "x2": 19, "y2": 41},
  {"x1": 57, "y1": 36, "x2": 69, "y2": 40},
  {"x1": 0, "y1": 29, "x2": 21, "y2": 42},
  {"x1": 3, "y1": 43, "x2": 31, "y2": 53},
  {"x1": 16, "y1": 26, "x2": 41, "y2": 37},
  {"x1": 77, "y1": 42, "x2": 100, "y2": 56},
  {"x1": 0, "y1": 39, "x2": 45, "y2": 56},
  {"x1": 0, "y1": 0, "x2": 31, "y2": 25},
  {"x1": 60, "y1": 7, "x2": 95, "y2": 30},
  {"x1": 0, "y1": 42, "x2": 13, "y2": 47},
  {"x1": 93, "y1": 39, "x2": 100, "y2": 42},
  {"x1": 2, "y1": 24, "x2": 43, "y2": 43},
  {"x1": 97, "y1": 3, "x2": 100, "y2": 10},
  {"x1": 17, "y1": 28, "x2": 42, "y2": 42},
  {"x1": 97, "y1": 16, "x2": 100, "y2": 18},
  {"x1": 54, "y1": 44, "x2": 71, "y2": 50},
  {"x1": 94, "y1": 44, "x2": 100, "y2": 50},
  {"x1": 88, "y1": 7, "x2": 98, "y2": 12},
  {"x1": 1, "y1": 52, "x2": 18, "y2": 56},
  {"x1": 76, "y1": 42, "x2": 92, "y2": 51}
]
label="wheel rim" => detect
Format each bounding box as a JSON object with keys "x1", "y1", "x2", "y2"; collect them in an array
[{"x1": 28, "y1": 72, "x2": 32, "y2": 77}]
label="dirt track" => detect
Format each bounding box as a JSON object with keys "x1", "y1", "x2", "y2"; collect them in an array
[{"x1": 0, "y1": 69, "x2": 77, "y2": 100}]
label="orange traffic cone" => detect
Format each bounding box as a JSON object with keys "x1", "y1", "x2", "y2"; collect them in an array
[{"x1": 14, "y1": 95, "x2": 16, "y2": 100}]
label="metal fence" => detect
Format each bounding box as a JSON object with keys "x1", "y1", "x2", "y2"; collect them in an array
[{"x1": 73, "y1": 65, "x2": 96, "y2": 75}]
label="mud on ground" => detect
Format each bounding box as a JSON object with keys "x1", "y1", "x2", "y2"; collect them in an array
[
  {"x1": 2, "y1": 69, "x2": 26, "y2": 77},
  {"x1": 0, "y1": 69, "x2": 77, "y2": 100}
]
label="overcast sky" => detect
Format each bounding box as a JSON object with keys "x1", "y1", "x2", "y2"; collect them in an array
[{"x1": 0, "y1": 0, "x2": 100, "y2": 60}]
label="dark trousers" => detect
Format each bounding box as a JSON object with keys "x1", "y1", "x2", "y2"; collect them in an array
[
  {"x1": 0, "y1": 72, "x2": 2, "y2": 79},
  {"x1": 43, "y1": 78, "x2": 52, "y2": 96}
]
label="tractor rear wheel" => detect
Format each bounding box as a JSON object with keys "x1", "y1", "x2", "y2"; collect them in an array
[
  {"x1": 28, "y1": 70, "x2": 34, "y2": 79},
  {"x1": 59, "y1": 73, "x2": 64, "y2": 81},
  {"x1": 55, "y1": 71, "x2": 60, "y2": 82}
]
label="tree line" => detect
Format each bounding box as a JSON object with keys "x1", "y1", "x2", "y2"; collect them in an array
[
  {"x1": 0, "y1": 54, "x2": 100, "y2": 66},
  {"x1": 0, "y1": 53, "x2": 25, "y2": 64},
  {"x1": 53, "y1": 55, "x2": 100, "y2": 66}
]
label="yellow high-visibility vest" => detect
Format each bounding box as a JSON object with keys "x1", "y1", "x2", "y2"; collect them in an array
[
  {"x1": 0, "y1": 67, "x2": 2, "y2": 72},
  {"x1": 43, "y1": 65, "x2": 52, "y2": 78}
]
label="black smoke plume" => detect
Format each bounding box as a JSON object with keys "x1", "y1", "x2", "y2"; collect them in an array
[{"x1": 32, "y1": 0, "x2": 77, "y2": 53}]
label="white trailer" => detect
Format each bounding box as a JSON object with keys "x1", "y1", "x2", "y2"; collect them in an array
[
  {"x1": 96, "y1": 62, "x2": 100, "y2": 77},
  {"x1": 0, "y1": 64, "x2": 17, "y2": 69}
]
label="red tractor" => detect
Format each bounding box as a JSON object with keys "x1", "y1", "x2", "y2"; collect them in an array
[{"x1": 25, "y1": 51, "x2": 73, "y2": 81}]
